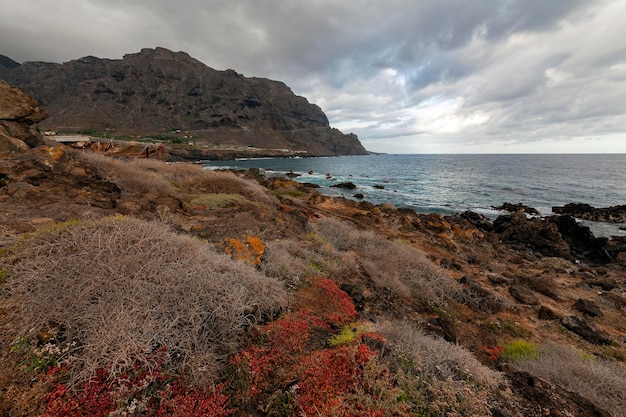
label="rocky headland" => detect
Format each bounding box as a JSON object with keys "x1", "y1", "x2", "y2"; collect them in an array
[
  {"x1": 1, "y1": 82, "x2": 625, "y2": 416},
  {"x1": 0, "y1": 48, "x2": 367, "y2": 157}
]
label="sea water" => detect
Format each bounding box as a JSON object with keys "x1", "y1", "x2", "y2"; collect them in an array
[{"x1": 202, "y1": 154, "x2": 626, "y2": 237}]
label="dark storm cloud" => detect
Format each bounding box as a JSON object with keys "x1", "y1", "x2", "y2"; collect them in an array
[{"x1": 1, "y1": 0, "x2": 624, "y2": 152}]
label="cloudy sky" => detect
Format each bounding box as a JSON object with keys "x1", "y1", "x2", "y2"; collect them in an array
[{"x1": 1, "y1": 0, "x2": 625, "y2": 153}]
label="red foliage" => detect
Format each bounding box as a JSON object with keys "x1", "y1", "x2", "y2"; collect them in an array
[
  {"x1": 294, "y1": 344, "x2": 379, "y2": 416},
  {"x1": 41, "y1": 349, "x2": 234, "y2": 417},
  {"x1": 230, "y1": 314, "x2": 316, "y2": 397},
  {"x1": 43, "y1": 369, "x2": 116, "y2": 417},
  {"x1": 228, "y1": 279, "x2": 396, "y2": 416},
  {"x1": 303, "y1": 278, "x2": 358, "y2": 327},
  {"x1": 229, "y1": 279, "x2": 358, "y2": 399},
  {"x1": 156, "y1": 382, "x2": 233, "y2": 417},
  {"x1": 481, "y1": 345, "x2": 505, "y2": 360}
]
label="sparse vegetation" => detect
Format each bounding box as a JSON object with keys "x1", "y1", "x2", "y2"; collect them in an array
[
  {"x1": 188, "y1": 193, "x2": 251, "y2": 209},
  {"x1": 382, "y1": 321, "x2": 502, "y2": 416},
  {"x1": 311, "y1": 217, "x2": 463, "y2": 306},
  {"x1": 3, "y1": 216, "x2": 288, "y2": 385},
  {"x1": 75, "y1": 151, "x2": 274, "y2": 205},
  {"x1": 513, "y1": 343, "x2": 626, "y2": 416}
]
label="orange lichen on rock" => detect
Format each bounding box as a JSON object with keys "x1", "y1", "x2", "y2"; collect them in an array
[
  {"x1": 222, "y1": 235, "x2": 266, "y2": 266},
  {"x1": 270, "y1": 178, "x2": 300, "y2": 189}
]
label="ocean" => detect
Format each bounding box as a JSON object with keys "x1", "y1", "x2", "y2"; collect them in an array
[{"x1": 203, "y1": 154, "x2": 626, "y2": 238}]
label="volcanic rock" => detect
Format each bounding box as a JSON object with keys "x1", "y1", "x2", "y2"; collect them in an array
[
  {"x1": 553, "y1": 203, "x2": 626, "y2": 223},
  {"x1": 560, "y1": 316, "x2": 611, "y2": 345},
  {"x1": 459, "y1": 210, "x2": 493, "y2": 231},
  {"x1": 600, "y1": 292, "x2": 626, "y2": 309},
  {"x1": 434, "y1": 316, "x2": 458, "y2": 344},
  {"x1": 331, "y1": 181, "x2": 357, "y2": 190},
  {"x1": 492, "y1": 202, "x2": 539, "y2": 215},
  {"x1": 573, "y1": 299, "x2": 603, "y2": 317},
  {"x1": 538, "y1": 305, "x2": 560, "y2": 320},
  {"x1": 493, "y1": 213, "x2": 571, "y2": 259},
  {"x1": 509, "y1": 284, "x2": 540, "y2": 305},
  {"x1": 547, "y1": 215, "x2": 611, "y2": 264}
]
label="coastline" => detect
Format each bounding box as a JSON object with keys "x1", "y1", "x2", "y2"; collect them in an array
[{"x1": 1, "y1": 144, "x2": 625, "y2": 416}]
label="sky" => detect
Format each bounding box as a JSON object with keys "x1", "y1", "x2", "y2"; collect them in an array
[{"x1": 1, "y1": 1, "x2": 625, "y2": 154}]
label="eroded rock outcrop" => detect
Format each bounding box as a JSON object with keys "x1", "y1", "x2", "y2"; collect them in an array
[{"x1": 0, "y1": 80, "x2": 47, "y2": 153}]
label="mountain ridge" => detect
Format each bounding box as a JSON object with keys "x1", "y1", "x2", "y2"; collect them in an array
[{"x1": 0, "y1": 47, "x2": 367, "y2": 156}]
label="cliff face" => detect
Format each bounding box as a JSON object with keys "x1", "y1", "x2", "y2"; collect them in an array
[{"x1": 0, "y1": 48, "x2": 367, "y2": 156}]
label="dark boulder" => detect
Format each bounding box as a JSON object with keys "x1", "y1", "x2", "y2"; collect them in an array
[
  {"x1": 573, "y1": 298, "x2": 603, "y2": 317},
  {"x1": 586, "y1": 279, "x2": 616, "y2": 291},
  {"x1": 538, "y1": 305, "x2": 560, "y2": 320},
  {"x1": 331, "y1": 181, "x2": 357, "y2": 190},
  {"x1": 459, "y1": 210, "x2": 493, "y2": 231},
  {"x1": 509, "y1": 284, "x2": 540, "y2": 305},
  {"x1": 493, "y1": 213, "x2": 571, "y2": 259},
  {"x1": 492, "y1": 202, "x2": 539, "y2": 215},
  {"x1": 553, "y1": 203, "x2": 626, "y2": 223},
  {"x1": 523, "y1": 276, "x2": 560, "y2": 300},
  {"x1": 560, "y1": 316, "x2": 611, "y2": 345},
  {"x1": 547, "y1": 215, "x2": 611, "y2": 264},
  {"x1": 505, "y1": 369, "x2": 612, "y2": 417},
  {"x1": 600, "y1": 292, "x2": 626, "y2": 309},
  {"x1": 435, "y1": 316, "x2": 458, "y2": 344}
]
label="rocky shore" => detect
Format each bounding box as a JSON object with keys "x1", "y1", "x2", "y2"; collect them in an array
[{"x1": 1, "y1": 82, "x2": 625, "y2": 417}]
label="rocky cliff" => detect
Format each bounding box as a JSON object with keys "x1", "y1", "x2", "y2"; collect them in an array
[{"x1": 0, "y1": 48, "x2": 367, "y2": 156}]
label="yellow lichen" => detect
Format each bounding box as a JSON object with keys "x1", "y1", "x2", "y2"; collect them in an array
[{"x1": 223, "y1": 235, "x2": 266, "y2": 266}]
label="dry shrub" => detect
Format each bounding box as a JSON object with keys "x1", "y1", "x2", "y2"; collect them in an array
[
  {"x1": 76, "y1": 151, "x2": 176, "y2": 195},
  {"x1": 75, "y1": 151, "x2": 275, "y2": 204},
  {"x1": 513, "y1": 343, "x2": 626, "y2": 416},
  {"x1": 311, "y1": 217, "x2": 462, "y2": 305},
  {"x1": 261, "y1": 234, "x2": 359, "y2": 286},
  {"x1": 3, "y1": 216, "x2": 288, "y2": 384},
  {"x1": 259, "y1": 240, "x2": 322, "y2": 288},
  {"x1": 382, "y1": 320, "x2": 503, "y2": 388},
  {"x1": 381, "y1": 320, "x2": 503, "y2": 416},
  {"x1": 140, "y1": 159, "x2": 273, "y2": 204}
]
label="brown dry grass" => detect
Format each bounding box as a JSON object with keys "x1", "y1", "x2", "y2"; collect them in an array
[
  {"x1": 75, "y1": 151, "x2": 275, "y2": 204},
  {"x1": 513, "y1": 343, "x2": 626, "y2": 417},
  {"x1": 310, "y1": 217, "x2": 462, "y2": 305},
  {"x1": 381, "y1": 320, "x2": 503, "y2": 416},
  {"x1": 2, "y1": 216, "x2": 288, "y2": 385},
  {"x1": 259, "y1": 239, "x2": 324, "y2": 288},
  {"x1": 382, "y1": 320, "x2": 503, "y2": 388}
]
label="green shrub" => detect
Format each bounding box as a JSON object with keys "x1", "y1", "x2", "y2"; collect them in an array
[
  {"x1": 502, "y1": 339, "x2": 539, "y2": 362},
  {"x1": 328, "y1": 322, "x2": 375, "y2": 347}
]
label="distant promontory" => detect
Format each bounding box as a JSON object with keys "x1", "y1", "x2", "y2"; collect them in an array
[{"x1": 0, "y1": 47, "x2": 367, "y2": 157}]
